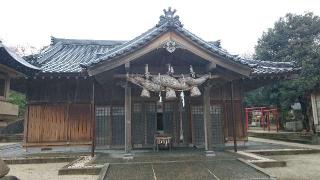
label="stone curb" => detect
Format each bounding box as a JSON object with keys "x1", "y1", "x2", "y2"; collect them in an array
[
  {"x1": 3, "y1": 157, "x2": 76, "y2": 164},
  {"x1": 97, "y1": 163, "x2": 109, "y2": 180},
  {"x1": 237, "y1": 158, "x2": 277, "y2": 180}
]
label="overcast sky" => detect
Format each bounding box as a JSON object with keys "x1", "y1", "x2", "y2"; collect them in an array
[{"x1": 1, "y1": 0, "x2": 319, "y2": 55}]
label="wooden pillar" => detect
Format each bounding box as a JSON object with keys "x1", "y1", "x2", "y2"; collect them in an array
[
  {"x1": 230, "y1": 81, "x2": 237, "y2": 152},
  {"x1": 125, "y1": 84, "x2": 132, "y2": 153},
  {"x1": 91, "y1": 80, "x2": 96, "y2": 157},
  {"x1": 23, "y1": 80, "x2": 30, "y2": 146},
  {"x1": 203, "y1": 86, "x2": 211, "y2": 150}
]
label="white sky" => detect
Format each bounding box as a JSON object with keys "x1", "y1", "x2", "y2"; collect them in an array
[{"x1": 0, "y1": 0, "x2": 319, "y2": 55}]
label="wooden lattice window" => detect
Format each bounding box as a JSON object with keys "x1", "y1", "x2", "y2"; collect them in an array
[
  {"x1": 146, "y1": 103, "x2": 156, "y2": 112},
  {"x1": 112, "y1": 106, "x2": 125, "y2": 115},
  {"x1": 191, "y1": 105, "x2": 204, "y2": 145},
  {"x1": 96, "y1": 106, "x2": 111, "y2": 116},
  {"x1": 210, "y1": 105, "x2": 222, "y2": 115},
  {"x1": 133, "y1": 103, "x2": 144, "y2": 144},
  {"x1": 111, "y1": 106, "x2": 125, "y2": 145},
  {"x1": 210, "y1": 105, "x2": 224, "y2": 144},
  {"x1": 133, "y1": 103, "x2": 142, "y2": 113},
  {"x1": 95, "y1": 106, "x2": 111, "y2": 146}
]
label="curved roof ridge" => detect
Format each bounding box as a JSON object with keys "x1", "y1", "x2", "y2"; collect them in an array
[
  {"x1": 0, "y1": 41, "x2": 40, "y2": 75},
  {"x1": 50, "y1": 36, "x2": 126, "y2": 46},
  {"x1": 83, "y1": 23, "x2": 168, "y2": 66}
]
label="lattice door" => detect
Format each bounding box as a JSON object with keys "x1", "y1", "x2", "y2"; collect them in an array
[
  {"x1": 132, "y1": 103, "x2": 144, "y2": 144},
  {"x1": 210, "y1": 105, "x2": 224, "y2": 145},
  {"x1": 163, "y1": 102, "x2": 174, "y2": 135},
  {"x1": 95, "y1": 106, "x2": 111, "y2": 146},
  {"x1": 146, "y1": 102, "x2": 156, "y2": 144},
  {"x1": 191, "y1": 105, "x2": 204, "y2": 145},
  {"x1": 111, "y1": 106, "x2": 125, "y2": 145}
]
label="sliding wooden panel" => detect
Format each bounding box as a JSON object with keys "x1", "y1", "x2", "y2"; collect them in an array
[
  {"x1": 68, "y1": 104, "x2": 92, "y2": 142},
  {"x1": 27, "y1": 103, "x2": 92, "y2": 144},
  {"x1": 27, "y1": 104, "x2": 68, "y2": 143}
]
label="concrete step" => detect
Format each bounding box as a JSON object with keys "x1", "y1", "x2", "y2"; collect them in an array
[
  {"x1": 248, "y1": 131, "x2": 314, "y2": 144},
  {"x1": 0, "y1": 134, "x2": 23, "y2": 142}
]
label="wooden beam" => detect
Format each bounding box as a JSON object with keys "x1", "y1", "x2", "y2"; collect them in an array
[
  {"x1": 113, "y1": 74, "x2": 220, "y2": 79},
  {"x1": 206, "y1": 62, "x2": 217, "y2": 72}
]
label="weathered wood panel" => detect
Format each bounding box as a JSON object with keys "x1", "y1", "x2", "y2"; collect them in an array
[
  {"x1": 26, "y1": 103, "x2": 92, "y2": 143},
  {"x1": 223, "y1": 100, "x2": 245, "y2": 140},
  {"x1": 69, "y1": 104, "x2": 92, "y2": 142},
  {"x1": 28, "y1": 79, "x2": 92, "y2": 103}
]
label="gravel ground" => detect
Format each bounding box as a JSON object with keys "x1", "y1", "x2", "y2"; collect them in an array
[
  {"x1": 264, "y1": 153, "x2": 320, "y2": 180},
  {"x1": 7, "y1": 163, "x2": 98, "y2": 180}
]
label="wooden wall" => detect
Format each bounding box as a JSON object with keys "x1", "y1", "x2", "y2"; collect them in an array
[
  {"x1": 25, "y1": 78, "x2": 93, "y2": 145},
  {"x1": 210, "y1": 80, "x2": 246, "y2": 141},
  {"x1": 26, "y1": 103, "x2": 92, "y2": 143}
]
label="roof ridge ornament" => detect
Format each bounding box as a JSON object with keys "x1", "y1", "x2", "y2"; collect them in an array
[{"x1": 157, "y1": 7, "x2": 183, "y2": 27}]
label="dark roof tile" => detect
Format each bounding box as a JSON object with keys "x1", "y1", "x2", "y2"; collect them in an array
[{"x1": 29, "y1": 8, "x2": 297, "y2": 76}]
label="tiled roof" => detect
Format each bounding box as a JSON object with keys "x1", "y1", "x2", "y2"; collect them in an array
[
  {"x1": 0, "y1": 41, "x2": 39, "y2": 75},
  {"x1": 31, "y1": 37, "x2": 125, "y2": 73},
  {"x1": 81, "y1": 9, "x2": 250, "y2": 67},
  {"x1": 29, "y1": 7, "x2": 297, "y2": 76},
  {"x1": 243, "y1": 59, "x2": 297, "y2": 76}
]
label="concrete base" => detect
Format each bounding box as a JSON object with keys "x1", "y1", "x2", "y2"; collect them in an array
[
  {"x1": 123, "y1": 153, "x2": 134, "y2": 160},
  {"x1": 25, "y1": 145, "x2": 91, "y2": 154},
  {"x1": 205, "y1": 150, "x2": 216, "y2": 157}
]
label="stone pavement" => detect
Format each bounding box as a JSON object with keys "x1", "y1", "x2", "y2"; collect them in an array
[{"x1": 97, "y1": 151, "x2": 270, "y2": 180}]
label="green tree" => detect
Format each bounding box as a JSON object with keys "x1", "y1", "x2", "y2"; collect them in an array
[
  {"x1": 247, "y1": 12, "x2": 320, "y2": 130},
  {"x1": 8, "y1": 91, "x2": 26, "y2": 117}
]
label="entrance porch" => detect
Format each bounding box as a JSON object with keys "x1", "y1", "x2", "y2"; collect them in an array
[{"x1": 92, "y1": 53, "x2": 246, "y2": 153}]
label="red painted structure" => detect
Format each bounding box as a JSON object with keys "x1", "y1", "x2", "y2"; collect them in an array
[{"x1": 245, "y1": 107, "x2": 280, "y2": 133}]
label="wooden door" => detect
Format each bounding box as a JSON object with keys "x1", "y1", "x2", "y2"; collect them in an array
[
  {"x1": 191, "y1": 105, "x2": 204, "y2": 145},
  {"x1": 95, "y1": 106, "x2": 111, "y2": 146},
  {"x1": 146, "y1": 102, "x2": 156, "y2": 144},
  {"x1": 210, "y1": 105, "x2": 224, "y2": 145},
  {"x1": 163, "y1": 102, "x2": 174, "y2": 135},
  {"x1": 132, "y1": 103, "x2": 144, "y2": 145},
  {"x1": 111, "y1": 106, "x2": 125, "y2": 145}
]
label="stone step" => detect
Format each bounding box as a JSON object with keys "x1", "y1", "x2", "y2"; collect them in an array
[
  {"x1": 248, "y1": 132, "x2": 314, "y2": 144},
  {"x1": 0, "y1": 134, "x2": 23, "y2": 142}
]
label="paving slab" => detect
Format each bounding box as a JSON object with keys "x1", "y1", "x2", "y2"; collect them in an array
[
  {"x1": 264, "y1": 153, "x2": 320, "y2": 180},
  {"x1": 107, "y1": 163, "x2": 154, "y2": 180},
  {"x1": 205, "y1": 159, "x2": 269, "y2": 180},
  {"x1": 153, "y1": 161, "x2": 214, "y2": 180}
]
